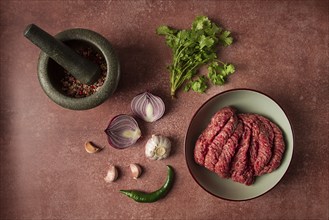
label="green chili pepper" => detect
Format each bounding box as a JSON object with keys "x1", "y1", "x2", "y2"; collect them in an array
[{"x1": 119, "y1": 165, "x2": 174, "y2": 203}]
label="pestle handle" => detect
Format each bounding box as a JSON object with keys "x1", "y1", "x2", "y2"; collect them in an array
[{"x1": 24, "y1": 24, "x2": 101, "y2": 85}]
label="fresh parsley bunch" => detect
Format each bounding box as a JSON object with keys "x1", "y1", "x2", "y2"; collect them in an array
[{"x1": 156, "y1": 16, "x2": 235, "y2": 97}]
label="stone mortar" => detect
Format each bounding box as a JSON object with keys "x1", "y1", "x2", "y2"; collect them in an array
[{"x1": 38, "y1": 28, "x2": 120, "y2": 110}]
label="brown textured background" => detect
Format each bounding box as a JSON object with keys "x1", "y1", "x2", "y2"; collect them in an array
[{"x1": 0, "y1": 0, "x2": 328, "y2": 219}]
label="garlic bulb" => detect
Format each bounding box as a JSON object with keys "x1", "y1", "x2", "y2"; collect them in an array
[{"x1": 145, "y1": 135, "x2": 171, "y2": 160}]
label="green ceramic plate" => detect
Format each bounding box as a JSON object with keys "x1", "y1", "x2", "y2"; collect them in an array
[{"x1": 185, "y1": 89, "x2": 294, "y2": 201}]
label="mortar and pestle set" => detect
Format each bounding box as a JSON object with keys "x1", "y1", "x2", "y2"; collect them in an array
[{"x1": 24, "y1": 24, "x2": 120, "y2": 110}]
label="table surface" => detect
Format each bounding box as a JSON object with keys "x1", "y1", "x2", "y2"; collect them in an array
[{"x1": 0, "y1": 1, "x2": 328, "y2": 219}]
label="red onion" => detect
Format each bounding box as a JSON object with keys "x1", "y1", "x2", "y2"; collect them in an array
[
  {"x1": 131, "y1": 92, "x2": 165, "y2": 122},
  {"x1": 105, "y1": 114, "x2": 141, "y2": 149}
]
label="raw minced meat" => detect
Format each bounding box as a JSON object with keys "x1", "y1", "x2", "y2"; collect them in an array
[{"x1": 193, "y1": 106, "x2": 286, "y2": 185}]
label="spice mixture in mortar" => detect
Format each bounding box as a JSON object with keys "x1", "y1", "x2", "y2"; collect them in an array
[{"x1": 61, "y1": 47, "x2": 107, "y2": 98}]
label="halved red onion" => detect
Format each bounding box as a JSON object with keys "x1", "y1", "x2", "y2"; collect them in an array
[
  {"x1": 131, "y1": 92, "x2": 165, "y2": 122},
  {"x1": 104, "y1": 114, "x2": 141, "y2": 149}
]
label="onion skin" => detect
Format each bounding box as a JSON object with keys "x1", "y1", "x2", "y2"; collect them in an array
[
  {"x1": 105, "y1": 114, "x2": 141, "y2": 149},
  {"x1": 131, "y1": 92, "x2": 165, "y2": 122}
]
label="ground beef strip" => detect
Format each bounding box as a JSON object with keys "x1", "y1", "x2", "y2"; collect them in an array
[
  {"x1": 230, "y1": 126, "x2": 255, "y2": 185},
  {"x1": 194, "y1": 107, "x2": 235, "y2": 165},
  {"x1": 238, "y1": 114, "x2": 260, "y2": 166},
  {"x1": 194, "y1": 134, "x2": 211, "y2": 166},
  {"x1": 204, "y1": 114, "x2": 239, "y2": 172},
  {"x1": 255, "y1": 115, "x2": 275, "y2": 176},
  {"x1": 252, "y1": 119, "x2": 273, "y2": 176},
  {"x1": 239, "y1": 114, "x2": 274, "y2": 176},
  {"x1": 214, "y1": 120, "x2": 244, "y2": 178},
  {"x1": 256, "y1": 116, "x2": 274, "y2": 142},
  {"x1": 258, "y1": 120, "x2": 285, "y2": 175}
]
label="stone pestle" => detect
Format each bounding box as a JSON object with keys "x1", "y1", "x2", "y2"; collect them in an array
[{"x1": 24, "y1": 24, "x2": 101, "y2": 85}]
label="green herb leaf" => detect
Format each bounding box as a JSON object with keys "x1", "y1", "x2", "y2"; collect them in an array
[
  {"x1": 199, "y1": 35, "x2": 215, "y2": 49},
  {"x1": 192, "y1": 16, "x2": 211, "y2": 31},
  {"x1": 207, "y1": 62, "x2": 235, "y2": 85},
  {"x1": 224, "y1": 63, "x2": 235, "y2": 74},
  {"x1": 185, "y1": 76, "x2": 208, "y2": 93},
  {"x1": 156, "y1": 26, "x2": 174, "y2": 35},
  {"x1": 219, "y1": 31, "x2": 233, "y2": 46}
]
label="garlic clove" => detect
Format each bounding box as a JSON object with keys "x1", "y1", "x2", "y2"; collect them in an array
[
  {"x1": 85, "y1": 141, "x2": 102, "y2": 153},
  {"x1": 104, "y1": 165, "x2": 118, "y2": 183},
  {"x1": 129, "y1": 163, "x2": 142, "y2": 179}
]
